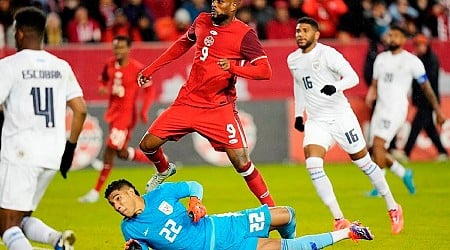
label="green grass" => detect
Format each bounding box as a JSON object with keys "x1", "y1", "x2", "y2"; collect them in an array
[{"x1": 3, "y1": 161, "x2": 449, "y2": 249}]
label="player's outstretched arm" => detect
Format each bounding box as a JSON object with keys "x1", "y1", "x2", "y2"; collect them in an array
[{"x1": 139, "y1": 35, "x2": 195, "y2": 79}]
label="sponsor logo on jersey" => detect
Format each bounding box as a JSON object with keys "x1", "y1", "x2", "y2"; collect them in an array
[
  {"x1": 312, "y1": 60, "x2": 320, "y2": 71},
  {"x1": 65, "y1": 109, "x2": 103, "y2": 170},
  {"x1": 192, "y1": 109, "x2": 257, "y2": 166},
  {"x1": 204, "y1": 35, "x2": 214, "y2": 47}
]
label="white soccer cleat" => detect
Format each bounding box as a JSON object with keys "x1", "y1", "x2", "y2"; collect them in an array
[
  {"x1": 77, "y1": 189, "x2": 99, "y2": 203},
  {"x1": 54, "y1": 230, "x2": 75, "y2": 250},
  {"x1": 145, "y1": 163, "x2": 177, "y2": 193}
]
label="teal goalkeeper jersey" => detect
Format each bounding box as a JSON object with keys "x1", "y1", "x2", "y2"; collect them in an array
[{"x1": 120, "y1": 182, "x2": 211, "y2": 250}]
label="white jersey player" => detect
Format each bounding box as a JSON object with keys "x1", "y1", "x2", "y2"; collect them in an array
[
  {"x1": 0, "y1": 7, "x2": 86, "y2": 250},
  {"x1": 287, "y1": 17, "x2": 404, "y2": 234},
  {"x1": 365, "y1": 25, "x2": 446, "y2": 196}
]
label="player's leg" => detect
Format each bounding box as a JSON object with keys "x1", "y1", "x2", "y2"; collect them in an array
[
  {"x1": 421, "y1": 109, "x2": 449, "y2": 159},
  {"x1": 303, "y1": 120, "x2": 348, "y2": 230},
  {"x1": 402, "y1": 109, "x2": 425, "y2": 158},
  {"x1": 21, "y1": 168, "x2": 75, "y2": 249},
  {"x1": 0, "y1": 209, "x2": 32, "y2": 249},
  {"x1": 269, "y1": 206, "x2": 296, "y2": 239},
  {"x1": 140, "y1": 105, "x2": 192, "y2": 192},
  {"x1": 259, "y1": 222, "x2": 374, "y2": 250}
]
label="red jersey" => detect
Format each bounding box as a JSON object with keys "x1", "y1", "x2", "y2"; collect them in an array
[
  {"x1": 168, "y1": 13, "x2": 268, "y2": 108},
  {"x1": 100, "y1": 58, "x2": 144, "y2": 127}
]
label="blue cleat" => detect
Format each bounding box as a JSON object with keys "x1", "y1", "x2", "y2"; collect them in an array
[
  {"x1": 403, "y1": 169, "x2": 416, "y2": 194},
  {"x1": 277, "y1": 206, "x2": 296, "y2": 239},
  {"x1": 366, "y1": 188, "x2": 380, "y2": 197},
  {"x1": 348, "y1": 221, "x2": 374, "y2": 242}
]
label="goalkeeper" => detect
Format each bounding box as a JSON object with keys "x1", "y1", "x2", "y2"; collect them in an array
[{"x1": 105, "y1": 179, "x2": 373, "y2": 250}]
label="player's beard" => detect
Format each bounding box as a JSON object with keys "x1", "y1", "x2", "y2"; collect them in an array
[
  {"x1": 211, "y1": 13, "x2": 229, "y2": 25},
  {"x1": 388, "y1": 44, "x2": 401, "y2": 51},
  {"x1": 297, "y1": 39, "x2": 313, "y2": 51}
]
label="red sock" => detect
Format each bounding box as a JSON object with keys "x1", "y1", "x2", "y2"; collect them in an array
[
  {"x1": 239, "y1": 162, "x2": 275, "y2": 206},
  {"x1": 144, "y1": 147, "x2": 169, "y2": 173},
  {"x1": 95, "y1": 163, "x2": 113, "y2": 192},
  {"x1": 132, "y1": 148, "x2": 151, "y2": 162}
]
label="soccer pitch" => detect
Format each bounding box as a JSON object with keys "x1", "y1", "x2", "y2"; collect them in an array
[{"x1": 3, "y1": 161, "x2": 449, "y2": 249}]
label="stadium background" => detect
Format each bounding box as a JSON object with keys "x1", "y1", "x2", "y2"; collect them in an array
[{"x1": 2, "y1": 38, "x2": 448, "y2": 168}]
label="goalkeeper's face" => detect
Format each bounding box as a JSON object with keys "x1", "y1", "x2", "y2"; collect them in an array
[{"x1": 107, "y1": 187, "x2": 141, "y2": 218}]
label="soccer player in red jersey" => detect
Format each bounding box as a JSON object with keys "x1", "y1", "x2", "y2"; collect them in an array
[
  {"x1": 78, "y1": 35, "x2": 155, "y2": 203},
  {"x1": 137, "y1": 0, "x2": 276, "y2": 206}
]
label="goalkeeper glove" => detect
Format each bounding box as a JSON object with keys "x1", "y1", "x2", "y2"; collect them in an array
[
  {"x1": 188, "y1": 196, "x2": 207, "y2": 223},
  {"x1": 294, "y1": 116, "x2": 304, "y2": 132},
  {"x1": 60, "y1": 141, "x2": 77, "y2": 179},
  {"x1": 320, "y1": 85, "x2": 337, "y2": 96},
  {"x1": 124, "y1": 239, "x2": 142, "y2": 250}
]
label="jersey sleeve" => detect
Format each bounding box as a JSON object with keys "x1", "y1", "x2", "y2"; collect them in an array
[
  {"x1": 372, "y1": 55, "x2": 382, "y2": 81},
  {"x1": 326, "y1": 48, "x2": 358, "y2": 91},
  {"x1": 159, "y1": 182, "x2": 192, "y2": 200},
  {"x1": 240, "y1": 29, "x2": 267, "y2": 63},
  {"x1": 0, "y1": 61, "x2": 13, "y2": 104},
  {"x1": 64, "y1": 62, "x2": 84, "y2": 101},
  {"x1": 411, "y1": 56, "x2": 428, "y2": 84}
]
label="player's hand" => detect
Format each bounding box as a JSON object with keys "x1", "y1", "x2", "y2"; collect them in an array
[
  {"x1": 217, "y1": 58, "x2": 230, "y2": 71},
  {"x1": 320, "y1": 85, "x2": 336, "y2": 96},
  {"x1": 435, "y1": 111, "x2": 447, "y2": 126},
  {"x1": 124, "y1": 239, "x2": 142, "y2": 250},
  {"x1": 60, "y1": 141, "x2": 77, "y2": 179},
  {"x1": 294, "y1": 116, "x2": 304, "y2": 132},
  {"x1": 137, "y1": 73, "x2": 152, "y2": 88},
  {"x1": 140, "y1": 110, "x2": 149, "y2": 124},
  {"x1": 188, "y1": 196, "x2": 207, "y2": 223},
  {"x1": 98, "y1": 85, "x2": 108, "y2": 96}
]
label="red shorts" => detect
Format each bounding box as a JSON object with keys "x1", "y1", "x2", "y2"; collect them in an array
[
  {"x1": 148, "y1": 103, "x2": 248, "y2": 151},
  {"x1": 106, "y1": 120, "x2": 134, "y2": 150}
]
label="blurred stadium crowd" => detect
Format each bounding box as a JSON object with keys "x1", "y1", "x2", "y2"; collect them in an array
[{"x1": 0, "y1": 0, "x2": 449, "y2": 47}]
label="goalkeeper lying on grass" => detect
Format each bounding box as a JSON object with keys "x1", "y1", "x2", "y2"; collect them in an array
[{"x1": 105, "y1": 179, "x2": 374, "y2": 250}]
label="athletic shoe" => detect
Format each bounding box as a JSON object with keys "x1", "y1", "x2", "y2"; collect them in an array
[
  {"x1": 348, "y1": 221, "x2": 374, "y2": 242},
  {"x1": 277, "y1": 206, "x2": 296, "y2": 239},
  {"x1": 366, "y1": 188, "x2": 380, "y2": 197},
  {"x1": 436, "y1": 153, "x2": 449, "y2": 162},
  {"x1": 388, "y1": 204, "x2": 404, "y2": 234},
  {"x1": 145, "y1": 163, "x2": 177, "y2": 193},
  {"x1": 333, "y1": 218, "x2": 351, "y2": 231},
  {"x1": 77, "y1": 189, "x2": 99, "y2": 203},
  {"x1": 54, "y1": 230, "x2": 75, "y2": 250},
  {"x1": 402, "y1": 169, "x2": 416, "y2": 194}
]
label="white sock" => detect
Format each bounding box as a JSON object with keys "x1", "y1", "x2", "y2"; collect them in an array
[
  {"x1": 306, "y1": 157, "x2": 344, "y2": 219},
  {"x1": 21, "y1": 216, "x2": 61, "y2": 246},
  {"x1": 353, "y1": 154, "x2": 397, "y2": 210},
  {"x1": 389, "y1": 160, "x2": 406, "y2": 178},
  {"x1": 127, "y1": 147, "x2": 135, "y2": 161},
  {"x1": 2, "y1": 226, "x2": 33, "y2": 250},
  {"x1": 330, "y1": 228, "x2": 350, "y2": 243}
]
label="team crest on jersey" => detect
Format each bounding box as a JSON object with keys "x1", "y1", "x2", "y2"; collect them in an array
[
  {"x1": 210, "y1": 30, "x2": 218, "y2": 36},
  {"x1": 204, "y1": 35, "x2": 214, "y2": 47},
  {"x1": 158, "y1": 201, "x2": 173, "y2": 215},
  {"x1": 312, "y1": 60, "x2": 320, "y2": 71}
]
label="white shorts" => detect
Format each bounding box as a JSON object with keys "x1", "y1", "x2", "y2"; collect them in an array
[
  {"x1": 368, "y1": 108, "x2": 407, "y2": 148},
  {"x1": 303, "y1": 112, "x2": 367, "y2": 154},
  {"x1": 0, "y1": 161, "x2": 56, "y2": 211}
]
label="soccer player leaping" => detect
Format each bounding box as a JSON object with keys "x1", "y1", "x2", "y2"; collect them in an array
[
  {"x1": 135, "y1": 0, "x2": 275, "y2": 207},
  {"x1": 287, "y1": 17, "x2": 404, "y2": 234}
]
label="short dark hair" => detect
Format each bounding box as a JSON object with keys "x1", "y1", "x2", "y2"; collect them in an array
[
  {"x1": 390, "y1": 25, "x2": 407, "y2": 37},
  {"x1": 297, "y1": 17, "x2": 319, "y2": 31},
  {"x1": 14, "y1": 7, "x2": 46, "y2": 34},
  {"x1": 113, "y1": 35, "x2": 132, "y2": 47},
  {"x1": 104, "y1": 179, "x2": 140, "y2": 199}
]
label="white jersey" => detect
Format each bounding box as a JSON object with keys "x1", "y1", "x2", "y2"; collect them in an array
[
  {"x1": 372, "y1": 50, "x2": 427, "y2": 115},
  {"x1": 0, "y1": 49, "x2": 83, "y2": 169},
  {"x1": 287, "y1": 43, "x2": 359, "y2": 121}
]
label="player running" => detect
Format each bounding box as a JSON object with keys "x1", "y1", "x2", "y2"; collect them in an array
[
  {"x1": 105, "y1": 179, "x2": 374, "y2": 250},
  {"x1": 78, "y1": 35, "x2": 154, "y2": 203},
  {"x1": 287, "y1": 17, "x2": 403, "y2": 234},
  {"x1": 136, "y1": 0, "x2": 275, "y2": 206}
]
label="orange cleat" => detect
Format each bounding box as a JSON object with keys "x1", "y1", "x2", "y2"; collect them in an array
[
  {"x1": 333, "y1": 218, "x2": 351, "y2": 231},
  {"x1": 388, "y1": 204, "x2": 404, "y2": 234}
]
